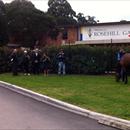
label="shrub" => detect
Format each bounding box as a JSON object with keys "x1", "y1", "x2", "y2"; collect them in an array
[
  {"x1": 0, "y1": 45, "x2": 126, "y2": 74},
  {"x1": 43, "y1": 45, "x2": 118, "y2": 74}
]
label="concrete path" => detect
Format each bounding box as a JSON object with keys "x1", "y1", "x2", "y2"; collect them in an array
[{"x1": 0, "y1": 85, "x2": 119, "y2": 130}]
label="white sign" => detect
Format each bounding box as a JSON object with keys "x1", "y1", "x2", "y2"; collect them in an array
[{"x1": 80, "y1": 24, "x2": 130, "y2": 41}]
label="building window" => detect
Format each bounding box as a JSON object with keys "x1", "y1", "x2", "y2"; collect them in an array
[
  {"x1": 80, "y1": 34, "x2": 83, "y2": 41},
  {"x1": 62, "y1": 30, "x2": 68, "y2": 40}
]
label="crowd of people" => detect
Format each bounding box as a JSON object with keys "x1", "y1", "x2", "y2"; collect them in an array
[
  {"x1": 9, "y1": 47, "x2": 126, "y2": 77},
  {"x1": 9, "y1": 48, "x2": 66, "y2": 76}
]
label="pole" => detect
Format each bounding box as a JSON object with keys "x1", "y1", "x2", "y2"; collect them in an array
[
  {"x1": 68, "y1": 40, "x2": 71, "y2": 74},
  {"x1": 110, "y1": 39, "x2": 112, "y2": 73}
]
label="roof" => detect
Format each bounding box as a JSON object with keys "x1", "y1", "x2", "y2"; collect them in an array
[
  {"x1": 59, "y1": 21, "x2": 130, "y2": 28},
  {"x1": 83, "y1": 21, "x2": 130, "y2": 27}
]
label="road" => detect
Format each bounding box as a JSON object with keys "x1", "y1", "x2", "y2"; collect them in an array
[{"x1": 0, "y1": 85, "x2": 119, "y2": 130}]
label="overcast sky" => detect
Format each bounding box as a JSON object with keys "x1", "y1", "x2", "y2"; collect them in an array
[{"x1": 4, "y1": 0, "x2": 130, "y2": 23}]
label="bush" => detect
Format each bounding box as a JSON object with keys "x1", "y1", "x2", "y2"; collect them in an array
[
  {"x1": 0, "y1": 47, "x2": 11, "y2": 73},
  {"x1": 43, "y1": 45, "x2": 118, "y2": 74},
  {"x1": 0, "y1": 45, "x2": 125, "y2": 74}
]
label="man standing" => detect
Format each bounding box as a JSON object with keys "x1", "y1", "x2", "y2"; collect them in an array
[
  {"x1": 22, "y1": 50, "x2": 30, "y2": 75},
  {"x1": 117, "y1": 48, "x2": 125, "y2": 61},
  {"x1": 57, "y1": 49, "x2": 66, "y2": 75},
  {"x1": 10, "y1": 49, "x2": 19, "y2": 76},
  {"x1": 31, "y1": 48, "x2": 41, "y2": 74},
  {"x1": 116, "y1": 48, "x2": 125, "y2": 81}
]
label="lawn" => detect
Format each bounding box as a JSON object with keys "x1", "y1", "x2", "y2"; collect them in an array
[{"x1": 0, "y1": 73, "x2": 130, "y2": 120}]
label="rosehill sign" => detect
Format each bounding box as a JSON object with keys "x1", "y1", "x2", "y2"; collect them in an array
[{"x1": 79, "y1": 24, "x2": 130, "y2": 41}]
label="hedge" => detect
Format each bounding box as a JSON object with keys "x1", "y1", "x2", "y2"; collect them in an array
[
  {"x1": 42, "y1": 45, "x2": 119, "y2": 74},
  {"x1": 0, "y1": 45, "x2": 125, "y2": 74},
  {"x1": 0, "y1": 47, "x2": 11, "y2": 73}
]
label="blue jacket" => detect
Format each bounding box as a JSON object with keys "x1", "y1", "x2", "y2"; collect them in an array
[{"x1": 117, "y1": 51, "x2": 125, "y2": 61}]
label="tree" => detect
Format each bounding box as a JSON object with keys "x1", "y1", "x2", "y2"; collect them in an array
[
  {"x1": 5, "y1": 0, "x2": 35, "y2": 47},
  {"x1": 0, "y1": 0, "x2": 5, "y2": 12},
  {"x1": 5, "y1": 0, "x2": 58, "y2": 47},
  {"x1": 86, "y1": 15, "x2": 97, "y2": 24},
  {"x1": 76, "y1": 13, "x2": 97, "y2": 25},
  {"x1": 47, "y1": 0, "x2": 77, "y2": 25},
  {"x1": 0, "y1": 0, "x2": 8, "y2": 45},
  {"x1": 47, "y1": 0, "x2": 98, "y2": 26},
  {"x1": 48, "y1": 0, "x2": 76, "y2": 18},
  {"x1": 76, "y1": 13, "x2": 88, "y2": 25}
]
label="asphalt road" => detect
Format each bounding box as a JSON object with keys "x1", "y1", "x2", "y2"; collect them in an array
[{"x1": 0, "y1": 85, "x2": 119, "y2": 130}]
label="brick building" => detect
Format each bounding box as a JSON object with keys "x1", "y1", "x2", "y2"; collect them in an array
[
  {"x1": 43, "y1": 21, "x2": 130, "y2": 46},
  {"x1": 40, "y1": 25, "x2": 78, "y2": 46},
  {"x1": 7, "y1": 21, "x2": 130, "y2": 47}
]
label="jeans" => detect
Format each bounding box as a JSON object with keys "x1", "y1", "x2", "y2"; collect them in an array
[{"x1": 58, "y1": 62, "x2": 65, "y2": 75}]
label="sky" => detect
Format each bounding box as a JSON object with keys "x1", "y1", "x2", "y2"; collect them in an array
[{"x1": 3, "y1": 0, "x2": 130, "y2": 23}]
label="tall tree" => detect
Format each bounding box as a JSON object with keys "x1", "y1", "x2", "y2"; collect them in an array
[
  {"x1": 47, "y1": 0, "x2": 77, "y2": 25},
  {"x1": 86, "y1": 15, "x2": 97, "y2": 24},
  {"x1": 5, "y1": 0, "x2": 57, "y2": 47},
  {"x1": 0, "y1": 0, "x2": 8, "y2": 45},
  {"x1": 76, "y1": 13, "x2": 97, "y2": 25},
  {"x1": 76, "y1": 13, "x2": 87, "y2": 25},
  {"x1": 47, "y1": 0, "x2": 97, "y2": 25},
  {"x1": 0, "y1": 0, "x2": 5, "y2": 12}
]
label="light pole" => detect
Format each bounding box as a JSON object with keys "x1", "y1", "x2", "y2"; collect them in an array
[{"x1": 110, "y1": 39, "x2": 113, "y2": 73}]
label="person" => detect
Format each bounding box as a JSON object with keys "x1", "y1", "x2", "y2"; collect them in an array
[
  {"x1": 10, "y1": 49, "x2": 19, "y2": 76},
  {"x1": 57, "y1": 49, "x2": 66, "y2": 75},
  {"x1": 41, "y1": 53, "x2": 50, "y2": 76},
  {"x1": 22, "y1": 50, "x2": 30, "y2": 75},
  {"x1": 117, "y1": 48, "x2": 125, "y2": 62},
  {"x1": 116, "y1": 48, "x2": 125, "y2": 80},
  {"x1": 31, "y1": 48, "x2": 41, "y2": 74}
]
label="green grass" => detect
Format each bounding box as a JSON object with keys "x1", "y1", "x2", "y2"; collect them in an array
[{"x1": 0, "y1": 73, "x2": 130, "y2": 120}]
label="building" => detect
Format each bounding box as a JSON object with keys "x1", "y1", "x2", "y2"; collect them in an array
[
  {"x1": 7, "y1": 21, "x2": 130, "y2": 47},
  {"x1": 60, "y1": 21, "x2": 130, "y2": 46}
]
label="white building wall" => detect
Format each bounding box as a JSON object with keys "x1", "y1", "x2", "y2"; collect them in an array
[{"x1": 79, "y1": 24, "x2": 130, "y2": 41}]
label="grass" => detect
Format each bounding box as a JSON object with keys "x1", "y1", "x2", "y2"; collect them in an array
[{"x1": 0, "y1": 73, "x2": 130, "y2": 120}]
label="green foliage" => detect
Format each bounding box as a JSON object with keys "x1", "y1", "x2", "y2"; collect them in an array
[
  {"x1": 47, "y1": 0, "x2": 97, "y2": 25},
  {"x1": 76, "y1": 13, "x2": 97, "y2": 25},
  {"x1": 0, "y1": 47, "x2": 11, "y2": 73},
  {"x1": 5, "y1": 0, "x2": 58, "y2": 47},
  {"x1": 48, "y1": 0, "x2": 76, "y2": 18},
  {"x1": 0, "y1": 0, "x2": 8, "y2": 45},
  {"x1": 42, "y1": 45, "x2": 117, "y2": 74},
  {"x1": 47, "y1": 0, "x2": 77, "y2": 25},
  {"x1": 0, "y1": 45, "x2": 123, "y2": 74},
  {"x1": 0, "y1": 0, "x2": 98, "y2": 47}
]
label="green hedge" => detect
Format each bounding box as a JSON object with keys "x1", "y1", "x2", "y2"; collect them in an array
[
  {"x1": 0, "y1": 47, "x2": 11, "y2": 73},
  {"x1": 0, "y1": 45, "x2": 124, "y2": 74},
  {"x1": 42, "y1": 45, "x2": 118, "y2": 74}
]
